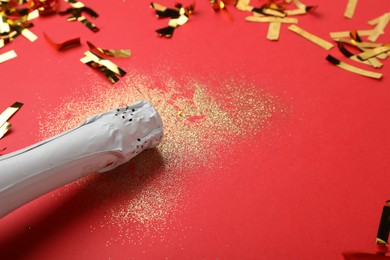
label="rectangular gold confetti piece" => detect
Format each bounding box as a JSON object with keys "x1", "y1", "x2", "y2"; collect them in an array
[
  {"x1": 326, "y1": 55, "x2": 382, "y2": 79},
  {"x1": 267, "y1": 22, "x2": 281, "y2": 41},
  {"x1": 261, "y1": 8, "x2": 286, "y2": 18},
  {"x1": 236, "y1": 0, "x2": 253, "y2": 11},
  {"x1": 0, "y1": 50, "x2": 17, "y2": 64},
  {"x1": 0, "y1": 102, "x2": 23, "y2": 129},
  {"x1": 367, "y1": 58, "x2": 383, "y2": 68},
  {"x1": 0, "y1": 122, "x2": 11, "y2": 139},
  {"x1": 285, "y1": 8, "x2": 306, "y2": 16},
  {"x1": 368, "y1": 12, "x2": 390, "y2": 25},
  {"x1": 27, "y1": 9, "x2": 40, "y2": 21},
  {"x1": 245, "y1": 16, "x2": 297, "y2": 24},
  {"x1": 357, "y1": 46, "x2": 390, "y2": 60},
  {"x1": 288, "y1": 25, "x2": 334, "y2": 50},
  {"x1": 84, "y1": 51, "x2": 126, "y2": 76},
  {"x1": 87, "y1": 41, "x2": 131, "y2": 58},
  {"x1": 344, "y1": 0, "x2": 358, "y2": 19},
  {"x1": 368, "y1": 13, "x2": 390, "y2": 42},
  {"x1": 330, "y1": 30, "x2": 376, "y2": 39},
  {"x1": 21, "y1": 28, "x2": 38, "y2": 42}
]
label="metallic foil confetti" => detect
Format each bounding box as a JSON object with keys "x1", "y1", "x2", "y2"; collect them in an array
[
  {"x1": 267, "y1": 21, "x2": 281, "y2": 41},
  {"x1": 349, "y1": 29, "x2": 362, "y2": 42},
  {"x1": 0, "y1": 101, "x2": 23, "y2": 139},
  {"x1": 337, "y1": 41, "x2": 381, "y2": 68},
  {"x1": 344, "y1": 0, "x2": 358, "y2": 19},
  {"x1": 245, "y1": 16, "x2": 297, "y2": 23},
  {"x1": 377, "y1": 201, "x2": 390, "y2": 249},
  {"x1": 0, "y1": 7, "x2": 37, "y2": 46},
  {"x1": 253, "y1": 6, "x2": 286, "y2": 18},
  {"x1": 288, "y1": 24, "x2": 334, "y2": 50},
  {"x1": 357, "y1": 45, "x2": 390, "y2": 61},
  {"x1": 245, "y1": 15, "x2": 296, "y2": 41},
  {"x1": 236, "y1": 0, "x2": 253, "y2": 11},
  {"x1": 210, "y1": 0, "x2": 226, "y2": 11},
  {"x1": 0, "y1": 49, "x2": 16, "y2": 63},
  {"x1": 28, "y1": 0, "x2": 59, "y2": 16},
  {"x1": 285, "y1": 0, "x2": 317, "y2": 15},
  {"x1": 330, "y1": 30, "x2": 376, "y2": 39},
  {"x1": 43, "y1": 32, "x2": 80, "y2": 51},
  {"x1": 0, "y1": 122, "x2": 11, "y2": 139},
  {"x1": 368, "y1": 13, "x2": 390, "y2": 42},
  {"x1": 81, "y1": 56, "x2": 120, "y2": 84},
  {"x1": 87, "y1": 41, "x2": 131, "y2": 58},
  {"x1": 150, "y1": 2, "x2": 195, "y2": 38},
  {"x1": 80, "y1": 51, "x2": 126, "y2": 84},
  {"x1": 59, "y1": 0, "x2": 99, "y2": 32},
  {"x1": 368, "y1": 12, "x2": 390, "y2": 26},
  {"x1": 326, "y1": 54, "x2": 382, "y2": 79}
]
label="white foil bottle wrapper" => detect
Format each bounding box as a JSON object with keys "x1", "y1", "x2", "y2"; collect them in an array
[{"x1": 0, "y1": 100, "x2": 163, "y2": 218}]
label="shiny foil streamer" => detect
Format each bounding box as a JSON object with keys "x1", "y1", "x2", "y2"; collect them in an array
[
  {"x1": 0, "y1": 49, "x2": 17, "y2": 63},
  {"x1": 288, "y1": 24, "x2": 334, "y2": 50},
  {"x1": 344, "y1": 0, "x2": 358, "y2": 19},
  {"x1": 28, "y1": 0, "x2": 59, "y2": 16},
  {"x1": 150, "y1": 2, "x2": 195, "y2": 38},
  {"x1": 337, "y1": 41, "x2": 380, "y2": 68},
  {"x1": 87, "y1": 41, "x2": 131, "y2": 58},
  {"x1": 59, "y1": 0, "x2": 99, "y2": 32},
  {"x1": 0, "y1": 101, "x2": 23, "y2": 139},
  {"x1": 377, "y1": 202, "x2": 390, "y2": 248},
  {"x1": 80, "y1": 56, "x2": 120, "y2": 84},
  {"x1": 326, "y1": 54, "x2": 382, "y2": 79},
  {"x1": 80, "y1": 51, "x2": 126, "y2": 84},
  {"x1": 368, "y1": 13, "x2": 390, "y2": 42},
  {"x1": 357, "y1": 46, "x2": 390, "y2": 61},
  {"x1": 210, "y1": 0, "x2": 226, "y2": 11},
  {"x1": 43, "y1": 32, "x2": 80, "y2": 51}
]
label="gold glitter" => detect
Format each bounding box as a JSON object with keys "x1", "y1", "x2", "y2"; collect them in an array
[{"x1": 38, "y1": 71, "x2": 286, "y2": 244}]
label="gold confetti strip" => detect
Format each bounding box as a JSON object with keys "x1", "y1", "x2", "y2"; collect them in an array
[
  {"x1": 0, "y1": 122, "x2": 11, "y2": 139},
  {"x1": 368, "y1": 12, "x2": 390, "y2": 26},
  {"x1": 267, "y1": 22, "x2": 281, "y2": 41},
  {"x1": 26, "y1": 9, "x2": 39, "y2": 21},
  {"x1": 150, "y1": 2, "x2": 195, "y2": 38},
  {"x1": 87, "y1": 41, "x2": 131, "y2": 58},
  {"x1": 330, "y1": 30, "x2": 376, "y2": 39},
  {"x1": 335, "y1": 37, "x2": 382, "y2": 49},
  {"x1": 257, "y1": 8, "x2": 286, "y2": 18},
  {"x1": 245, "y1": 16, "x2": 297, "y2": 24},
  {"x1": 368, "y1": 13, "x2": 390, "y2": 42},
  {"x1": 83, "y1": 51, "x2": 126, "y2": 76},
  {"x1": 0, "y1": 102, "x2": 23, "y2": 139},
  {"x1": 236, "y1": 0, "x2": 253, "y2": 11},
  {"x1": 20, "y1": 28, "x2": 38, "y2": 42},
  {"x1": 337, "y1": 42, "x2": 382, "y2": 68},
  {"x1": 80, "y1": 56, "x2": 120, "y2": 84},
  {"x1": 0, "y1": 50, "x2": 17, "y2": 63},
  {"x1": 357, "y1": 45, "x2": 390, "y2": 61},
  {"x1": 344, "y1": 0, "x2": 358, "y2": 19},
  {"x1": 288, "y1": 24, "x2": 334, "y2": 50},
  {"x1": 286, "y1": 0, "x2": 317, "y2": 15},
  {"x1": 326, "y1": 55, "x2": 382, "y2": 79},
  {"x1": 59, "y1": 0, "x2": 99, "y2": 32},
  {"x1": 366, "y1": 57, "x2": 384, "y2": 68},
  {"x1": 285, "y1": 8, "x2": 306, "y2": 16}
]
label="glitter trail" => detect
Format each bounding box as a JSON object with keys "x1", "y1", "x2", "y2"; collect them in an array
[{"x1": 38, "y1": 71, "x2": 286, "y2": 243}]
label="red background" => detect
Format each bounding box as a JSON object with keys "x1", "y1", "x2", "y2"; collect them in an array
[{"x1": 1, "y1": 0, "x2": 390, "y2": 259}]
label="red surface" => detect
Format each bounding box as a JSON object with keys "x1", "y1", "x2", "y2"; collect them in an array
[{"x1": 1, "y1": 0, "x2": 390, "y2": 259}]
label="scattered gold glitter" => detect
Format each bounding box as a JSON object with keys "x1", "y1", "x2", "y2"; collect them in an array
[{"x1": 38, "y1": 70, "x2": 286, "y2": 244}]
